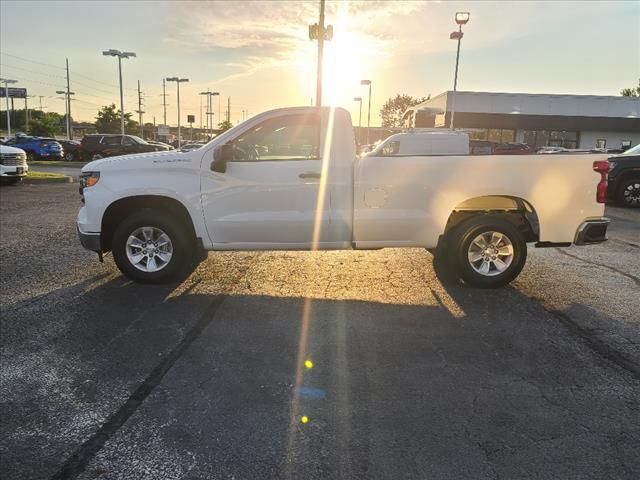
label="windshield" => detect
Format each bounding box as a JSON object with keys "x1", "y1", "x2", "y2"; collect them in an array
[
  {"x1": 623, "y1": 143, "x2": 640, "y2": 155},
  {"x1": 129, "y1": 135, "x2": 148, "y2": 145}
]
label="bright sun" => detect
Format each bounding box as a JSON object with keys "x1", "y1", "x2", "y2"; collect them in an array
[{"x1": 293, "y1": 6, "x2": 382, "y2": 110}]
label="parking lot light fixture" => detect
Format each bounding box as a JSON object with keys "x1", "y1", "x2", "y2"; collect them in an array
[
  {"x1": 353, "y1": 97, "x2": 363, "y2": 145},
  {"x1": 102, "y1": 49, "x2": 136, "y2": 135},
  {"x1": 450, "y1": 12, "x2": 470, "y2": 130},
  {"x1": 166, "y1": 77, "x2": 189, "y2": 148},
  {"x1": 360, "y1": 80, "x2": 372, "y2": 145},
  {"x1": 1, "y1": 78, "x2": 18, "y2": 137}
]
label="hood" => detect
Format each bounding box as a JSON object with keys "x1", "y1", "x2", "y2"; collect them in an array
[
  {"x1": 0, "y1": 144, "x2": 26, "y2": 155},
  {"x1": 82, "y1": 149, "x2": 193, "y2": 172}
]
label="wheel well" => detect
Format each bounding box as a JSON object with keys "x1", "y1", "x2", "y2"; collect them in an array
[
  {"x1": 101, "y1": 195, "x2": 196, "y2": 252},
  {"x1": 443, "y1": 195, "x2": 540, "y2": 243}
]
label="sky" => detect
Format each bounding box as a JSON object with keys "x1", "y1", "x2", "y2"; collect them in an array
[{"x1": 1, "y1": 0, "x2": 639, "y2": 126}]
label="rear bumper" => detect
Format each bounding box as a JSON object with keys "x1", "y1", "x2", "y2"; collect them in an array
[
  {"x1": 77, "y1": 227, "x2": 102, "y2": 252},
  {"x1": 574, "y1": 218, "x2": 609, "y2": 245}
]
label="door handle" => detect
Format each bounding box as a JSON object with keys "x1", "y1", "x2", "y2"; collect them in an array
[{"x1": 299, "y1": 171, "x2": 321, "y2": 179}]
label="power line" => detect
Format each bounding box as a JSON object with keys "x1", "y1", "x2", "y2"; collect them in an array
[
  {"x1": 0, "y1": 63, "x2": 66, "y2": 79},
  {"x1": 0, "y1": 51, "x2": 66, "y2": 70}
]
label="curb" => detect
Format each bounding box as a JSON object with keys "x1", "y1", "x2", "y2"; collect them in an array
[{"x1": 22, "y1": 175, "x2": 74, "y2": 184}]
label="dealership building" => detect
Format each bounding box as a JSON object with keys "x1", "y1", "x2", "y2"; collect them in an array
[{"x1": 402, "y1": 91, "x2": 640, "y2": 150}]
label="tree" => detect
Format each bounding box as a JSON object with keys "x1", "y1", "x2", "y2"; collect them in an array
[
  {"x1": 217, "y1": 120, "x2": 233, "y2": 132},
  {"x1": 380, "y1": 94, "x2": 430, "y2": 128},
  {"x1": 29, "y1": 113, "x2": 61, "y2": 137},
  {"x1": 95, "y1": 104, "x2": 139, "y2": 134},
  {"x1": 621, "y1": 78, "x2": 640, "y2": 97}
]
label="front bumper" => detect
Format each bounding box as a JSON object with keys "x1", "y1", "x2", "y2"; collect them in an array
[
  {"x1": 574, "y1": 218, "x2": 609, "y2": 245},
  {"x1": 77, "y1": 227, "x2": 101, "y2": 252}
]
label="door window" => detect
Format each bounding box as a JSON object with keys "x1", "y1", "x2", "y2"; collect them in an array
[
  {"x1": 102, "y1": 136, "x2": 122, "y2": 146},
  {"x1": 227, "y1": 113, "x2": 320, "y2": 162}
]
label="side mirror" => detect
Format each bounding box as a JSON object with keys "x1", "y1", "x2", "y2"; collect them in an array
[{"x1": 211, "y1": 144, "x2": 233, "y2": 173}]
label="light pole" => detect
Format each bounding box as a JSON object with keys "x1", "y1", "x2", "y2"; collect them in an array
[
  {"x1": 166, "y1": 77, "x2": 189, "y2": 148},
  {"x1": 308, "y1": 0, "x2": 333, "y2": 106},
  {"x1": 353, "y1": 97, "x2": 362, "y2": 146},
  {"x1": 56, "y1": 90, "x2": 75, "y2": 139},
  {"x1": 360, "y1": 80, "x2": 371, "y2": 145},
  {"x1": 1, "y1": 78, "x2": 18, "y2": 137},
  {"x1": 102, "y1": 49, "x2": 136, "y2": 135},
  {"x1": 449, "y1": 12, "x2": 470, "y2": 130}
]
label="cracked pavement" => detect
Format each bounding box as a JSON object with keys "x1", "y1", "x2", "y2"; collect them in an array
[{"x1": 1, "y1": 183, "x2": 639, "y2": 479}]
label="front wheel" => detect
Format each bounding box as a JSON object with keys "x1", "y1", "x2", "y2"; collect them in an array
[
  {"x1": 616, "y1": 177, "x2": 640, "y2": 208},
  {"x1": 111, "y1": 209, "x2": 196, "y2": 284},
  {"x1": 450, "y1": 217, "x2": 527, "y2": 288}
]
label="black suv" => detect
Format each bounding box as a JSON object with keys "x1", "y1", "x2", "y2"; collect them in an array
[
  {"x1": 608, "y1": 143, "x2": 640, "y2": 208},
  {"x1": 81, "y1": 134, "x2": 171, "y2": 161}
]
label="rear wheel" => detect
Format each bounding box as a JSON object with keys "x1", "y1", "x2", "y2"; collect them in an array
[
  {"x1": 64, "y1": 151, "x2": 75, "y2": 161},
  {"x1": 111, "y1": 209, "x2": 196, "y2": 284},
  {"x1": 449, "y1": 217, "x2": 527, "y2": 288},
  {"x1": 616, "y1": 177, "x2": 640, "y2": 208}
]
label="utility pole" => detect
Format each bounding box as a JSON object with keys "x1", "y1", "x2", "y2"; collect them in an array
[
  {"x1": 227, "y1": 97, "x2": 230, "y2": 124},
  {"x1": 56, "y1": 89, "x2": 75, "y2": 139},
  {"x1": 38, "y1": 96, "x2": 45, "y2": 111},
  {"x1": 161, "y1": 78, "x2": 169, "y2": 126},
  {"x1": 66, "y1": 58, "x2": 72, "y2": 139},
  {"x1": 136, "y1": 80, "x2": 145, "y2": 138},
  {"x1": 25, "y1": 96, "x2": 29, "y2": 131},
  {"x1": 308, "y1": 0, "x2": 333, "y2": 106}
]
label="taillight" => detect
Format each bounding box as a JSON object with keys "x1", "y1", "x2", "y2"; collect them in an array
[
  {"x1": 593, "y1": 160, "x2": 608, "y2": 204},
  {"x1": 40, "y1": 142, "x2": 46, "y2": 148}
]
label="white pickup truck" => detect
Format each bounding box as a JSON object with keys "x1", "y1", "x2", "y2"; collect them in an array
[{"x1": 77, "y1": 106, "x2": 609, "y2": 287}]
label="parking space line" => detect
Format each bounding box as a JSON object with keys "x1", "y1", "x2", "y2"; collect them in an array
[{"x1": 50, "y1": 295, "x2": 226, "y2": 480}]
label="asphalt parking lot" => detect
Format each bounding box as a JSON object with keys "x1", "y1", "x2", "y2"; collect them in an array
[{"x1": 1, "y1": 182, "x2": 639, "y2": 480}]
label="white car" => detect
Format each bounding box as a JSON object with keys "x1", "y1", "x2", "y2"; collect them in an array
[
  {"x1": 77, "y1": 106, "x2": 609, "y2": 287},
  {"x1": 0, "y1": 144, "x2": 28, "y2": 184}
]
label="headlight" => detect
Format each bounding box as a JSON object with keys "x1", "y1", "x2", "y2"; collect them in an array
[
  {"x1": 79, "y1": 171, "x2": 100, "y2": 189},
  {"x1": 608, "y1": 161, "x2": 616, "y2": 171}
]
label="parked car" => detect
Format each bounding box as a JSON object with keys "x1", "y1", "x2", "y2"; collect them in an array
[
  {"x1": 179, "y1": 143, "x2": 206, "y2": 152},
  {"x1": 57, "y1": 139, "x2": 84, "y2": 161},
  {"x1": 607, "y1": 143, "x2": 640, "y2": 208},
  {"x1": 0, "y1": 144, "x2": 28, "y2": 184},
  {"x1": 80, "y1": 134, "x2": 171, "y2": 161},
  {"x1": 493, "y1": 143, "x2": 534, "y2": 155},
  {"x1": 3, "y1": 135, "x2": 63, "y2": 161},
  {"x1": 146, "y1": 140, "x2": 175, "y2": 150},
  {"x1": 77, "y1": 106, "x2": 609, "y2": 288}
]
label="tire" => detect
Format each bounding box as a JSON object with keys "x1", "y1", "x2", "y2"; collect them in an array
[
  {"x1": 449, "y1": 217, "x2": 527, "y2": 288},
  {"x1": 26, "y1": 151, "x2": 36, "y2": 162},
  {"x1": 111, "y1": 209, "x2": 196, "y2": 284},
  {"x1": 616, "y1": 177, "x2": 640, "y2": 208},
  {"x1": 64, "y1": 151, "x2": 75, "y2": 161}
]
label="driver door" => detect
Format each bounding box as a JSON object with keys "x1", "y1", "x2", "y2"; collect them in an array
[{"x1": 200, "y1": 112, "x2": 335, "y2": 247}]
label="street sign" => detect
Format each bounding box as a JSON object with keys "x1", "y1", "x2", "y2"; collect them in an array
[
  {"x1": 157, "y1": 125, "x2": 170, "y2": 136},
  {"x1": 0, "y1": 87, "x2": 27, "y2": 98},
  {"x1": 187, "y1": 115, "x2": 195, "y2": 124}
]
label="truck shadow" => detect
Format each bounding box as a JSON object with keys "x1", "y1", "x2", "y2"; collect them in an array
[{"x1": 2, "y1": 268, "x2": 638, "y2": 480}]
